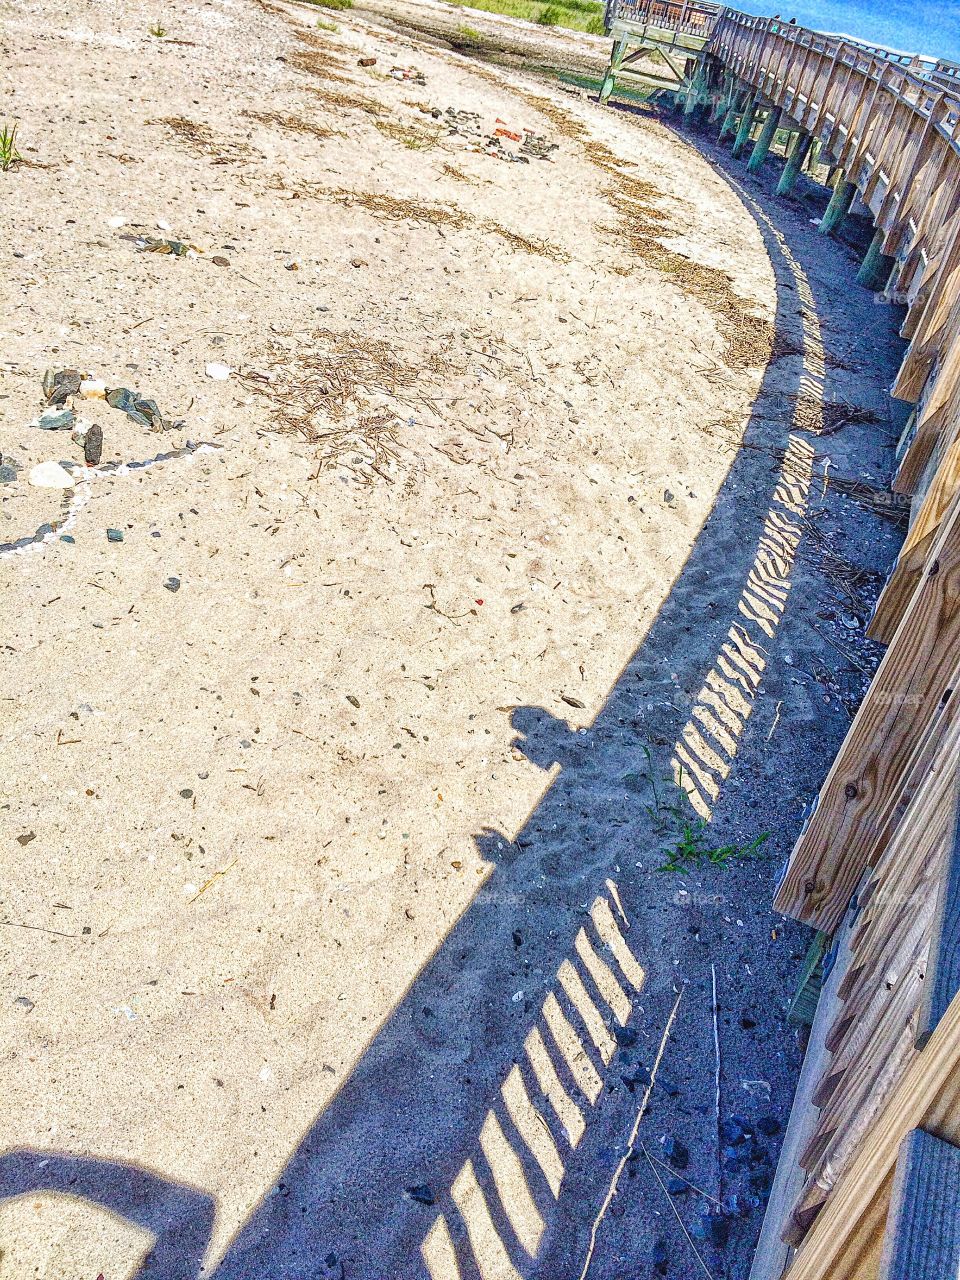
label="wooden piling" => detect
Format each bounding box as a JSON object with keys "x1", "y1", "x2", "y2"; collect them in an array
[
  {"x1": 599, "y1": 36, "x2": 628, "y2": 104},
  {"x1": 747, "y1": 105, "x2": 782, "y2": 173},
  {"x1": 719, "y1": 85, "x2": 747, "y2": 140},
  {"x1": 731, "y1": 91, "x2": 759, "y2": 157},
  {"x1": 856, "y1": 227, "x2": 897, "y2": 291},
  {"x1": 777, "y1": 129, "x2": 813, "y2": 195},
  {"x1": 819, "y1": 171, "x2": 856, "y2": 235}
]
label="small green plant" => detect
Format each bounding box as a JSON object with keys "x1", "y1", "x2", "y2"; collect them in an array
[
  {"x1": 658, "y1": 822, "x2": 769, "y2": 874},
  {"x1": 303, "y1": 0, "x2": 352, "y2": 11},
  {"x1": 148, "y1": 20, "x2": 167, "y2": 36},
  {"x1": 315, "y1": 17, "x2": 339, "y2": 29},
  {"x1": 453, "y1": 23, "x2": 486, "y2": 46},
  {"x1": 537, "y1": 4, "x2": 563, "y2": 22},
  {"x1": 0, "y1": 121, "x2": 23, "y2": 172}
]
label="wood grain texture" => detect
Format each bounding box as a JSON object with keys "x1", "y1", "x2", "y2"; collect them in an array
[
  {"x1": 917, "y1": 785, "x2": 960, "y2": 1048},
  {"x1": 774, "y1": 498, "x2": 960, "y2": 930},
  {"x1": 780, "y1": 991, "x2": 960, "y2": 1280},
  {"x1": 877, "y1": 1129, "x2": 960, "y2": 1279}
]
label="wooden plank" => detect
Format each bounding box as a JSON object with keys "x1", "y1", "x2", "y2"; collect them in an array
[
  {"x1": 773, "y1": 496, "x2": 960, "y2": 930},
  {"x1": 778, "y1": 987, "x2": 960, "y2": 1280},
  {"x1": 916, "y1": 782, "x2": 960, "y2": 1047},
  {"x1": 877, "y1": 1129, "x2": 960, "y2": 1278},
  {"x1": 748, "y1": 909, "x2": 860, "y2": 1280}
]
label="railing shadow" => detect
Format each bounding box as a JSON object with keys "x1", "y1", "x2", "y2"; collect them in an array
[{"x1": 0, "y1": 108, "x2": 907, "y2": 1280}]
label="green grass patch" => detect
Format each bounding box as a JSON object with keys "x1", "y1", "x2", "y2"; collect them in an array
[
  {"x1": 444, "y1": 0, "x2": 607, "y2": 36},
  {"x1": 300, "y1": 0, "x2": 352, "y2": 10},
  {"x1": 0, "y1": 121, "x2": 23, "y2": 172},
  {"x1": 555, "y1": 70, "x2": 653, "y2": 104}
]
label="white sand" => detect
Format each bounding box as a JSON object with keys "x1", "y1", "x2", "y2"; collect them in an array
[{"x1": 0, "y1": 0, "x2": 777, "y2": 1272}]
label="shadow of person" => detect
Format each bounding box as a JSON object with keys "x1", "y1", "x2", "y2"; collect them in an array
[{"x1": 0, "y1": 1149, "x2": 215, "y2": 1280}]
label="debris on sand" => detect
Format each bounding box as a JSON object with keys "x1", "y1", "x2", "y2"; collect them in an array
[
  {"x1": 133, "y1": 234, "x2": 202, "y2": 257},
  {"x1": 106, "y1": 386, "x2": 165, "y2": 429},
  {"x1": 43, "y1": 368, "x2": 82, "y2": 404},
  {"x1": 28, "y1": 407, "x2": 76, "y2": 431},
  {"x1": 28, "y1": 461, "x2": 75, "y2": 488}
]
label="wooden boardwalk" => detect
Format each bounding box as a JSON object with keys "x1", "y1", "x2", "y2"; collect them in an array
[{"x1": 601, "y1": 8, "x2": 960, "y2": 1280}]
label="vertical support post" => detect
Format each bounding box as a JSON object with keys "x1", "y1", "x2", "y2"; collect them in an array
[
  {"x1": 683, "y1": 57, "x2": 705, "y2": 117},
  {"x1": 818, "y1": 170, "x2": 857, "y2": 235},
  {"x1": 776, "y1": 129, "x2": 813, "y2": 195},
  {"x1": 732, "y1": 93, "x2": 760, "y2": 158},
  {"x1": 806, "y1": 137, "x2": 822, "y2": 173},
  {"x1": 599, "y1": 36, "x2": 628, "y2": 105},
  {"x1": 747, "y1": 104, "x2": 782, "y2": 172},
  {"x1": 719, "y1": 86, "x2": 747, "y2": 140},
  {"x1": 856, "y1": 226, "x2": 897, "y2": 291}
]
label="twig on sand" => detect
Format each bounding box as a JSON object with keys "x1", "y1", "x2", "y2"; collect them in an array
[
  {"x1": 642, "y1": 1143, "x2": 716, "y2": 1280},
  {"x1": 577, "y1": 983, "x2": 685, "y2": 1280},
  {"x1": 642, "y1": 1149, "x2": 722, "y2": 1206},
  {"x1": 188, "y1": 859, "x2": 237, "y2": 904},
  {"x1": 711, "y1": 963, "x2": 722, "y2": 1199}
]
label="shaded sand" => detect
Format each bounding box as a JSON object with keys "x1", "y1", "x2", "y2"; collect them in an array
[{"x1": 0, "y1": 0, "x2": 908, "y2": 1276}]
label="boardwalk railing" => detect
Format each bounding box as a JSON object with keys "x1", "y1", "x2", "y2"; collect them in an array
[{"x1": 600, "y1": 8, "x2": 960, "y2": 1278}]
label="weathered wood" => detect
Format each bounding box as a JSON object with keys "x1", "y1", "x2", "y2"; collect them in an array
[
  {"x1": 877, "y1": 1129, "x2": 960, "y2": 1278},
  {"x1": 747, "y1": 104, "x2": 782, "y2": 171},
  {"x1": 916, "y1": 785, "x2": 960, "y2": 1048},
  {"x1": 818, "y1": 174, "x2": 856, "y2": 236},
  {"x1": 777, "y1": 988, "x2": 960, "y2": 1280},
  {"x1": 748, "y1": 910, "x2": 859, "y2": 1280},
  {"x1": 776, "y1": 129, "x2": 812, "y2": 195},
  {"x1": 773, "y1": 497, "x2": 960, "y2": 930}
]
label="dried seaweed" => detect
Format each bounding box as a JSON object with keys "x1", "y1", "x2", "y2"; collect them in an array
[
  {"x1": 304, "y1": 84, "x2": 388, "y2": 117},
  {"x1": 277, "y1": 179, "x2": 569, "y2": 260},
  {"x1": 374, "y1": 118, "x2": 443, "y2": 150},
  {"x1": 520, "y1": 92, "x2": 774, "y2": 368},
  {"x1": 241, "y1": 109, "x2": 343, "y2": 141},
  {"x1": 238, "y1": 328, "x2": 432, "y2": 481},
  {"x1": 152, "y1": 116, "x2": 253, "y2": 162},
  {"x1": 288, "y1": 46, "x2": 356, "y2": 87},
  {"x1": 440, "y1": 163, "x2": 479, "y2": 185}
]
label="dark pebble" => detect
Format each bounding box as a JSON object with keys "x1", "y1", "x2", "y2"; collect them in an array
[{"x1": 661, "y1": 1137, "x2": 689, "y2": 1170}]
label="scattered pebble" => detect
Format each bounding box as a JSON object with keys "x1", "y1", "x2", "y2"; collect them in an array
[{"x1": 28, "y1": 461, "x2": 75, "y2": 488}]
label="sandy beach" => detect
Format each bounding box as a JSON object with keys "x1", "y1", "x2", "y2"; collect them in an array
[{"x1": 1, "y1": 0, "x2": 908, "y2": 1275}]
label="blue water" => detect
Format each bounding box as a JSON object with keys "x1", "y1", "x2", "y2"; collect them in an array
[{"x1": 733, "y1": 0, "x2": 960, "y2": 61}]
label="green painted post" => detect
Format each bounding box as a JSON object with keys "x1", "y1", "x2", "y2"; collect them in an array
[
  {"x1": 684, "y1": 60, "x2": 706, "y2": 117},
  {"x1": 720, "y1": 87, "x2": 747, "y2": 140},
  {"x1": 819, "y1": 172, "x2": 857, "y2": 235},
  {"x1": 856, "y1": 227, "x2": 897, "y2": 290},
  {"x1": 747, "y1": 105, "x2": 782, "y2": 173},
  {"x1": 732, "y1": 94, "x2": 760, "y2": 158},
  {"x1": 776, "y1": 130, "x2": 813, "y2": 195},
  {"x1": 599, "y1": 37, "x2": 627, "y2": 105}
]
